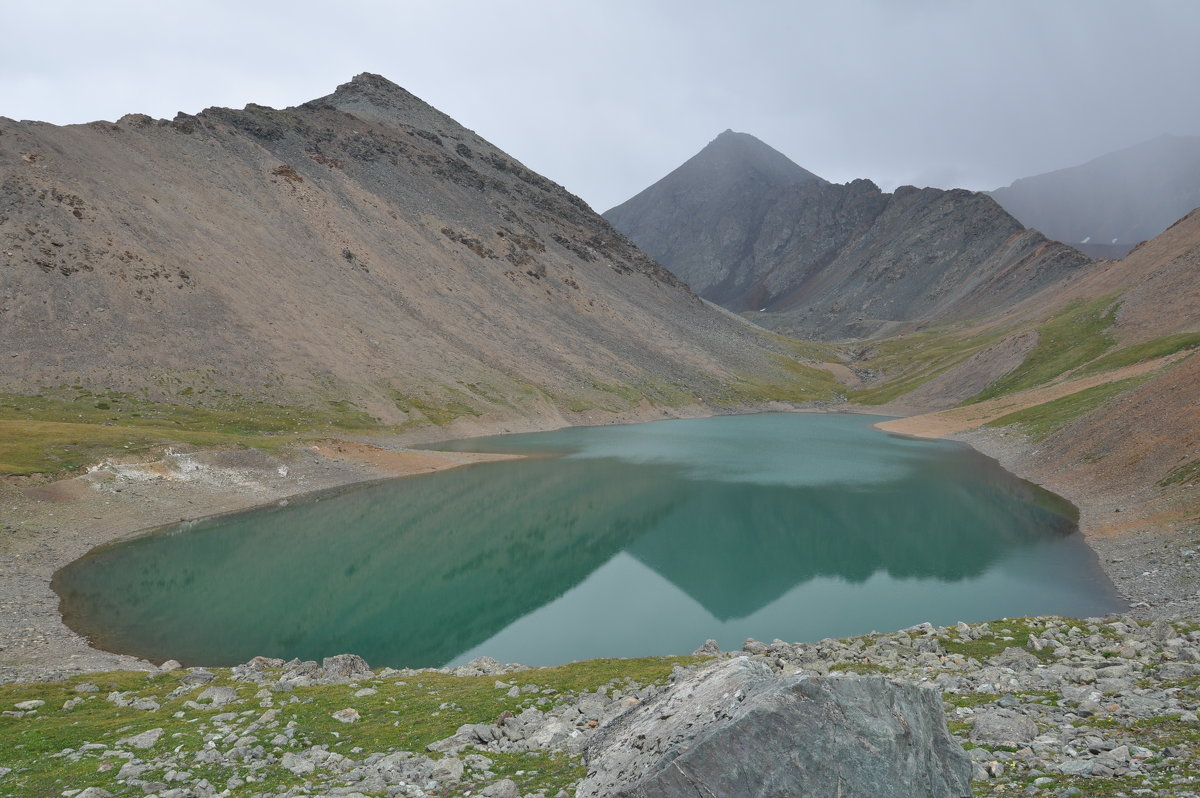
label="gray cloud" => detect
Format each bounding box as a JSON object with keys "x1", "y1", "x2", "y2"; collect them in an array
[{"x1": 3, "y1": 0, "x2": 1198, "y2": 210}]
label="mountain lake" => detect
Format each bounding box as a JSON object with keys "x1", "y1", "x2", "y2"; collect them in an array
[{"x1": 54, "y1": 413, "x2": 1125, "y2": 668}]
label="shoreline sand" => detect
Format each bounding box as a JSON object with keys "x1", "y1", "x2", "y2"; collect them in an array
[{"x1": 1, "y1": 401, "x2": 1190, "y2": 683}]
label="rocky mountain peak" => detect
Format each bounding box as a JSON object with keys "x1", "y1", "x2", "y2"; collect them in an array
[
  {"x1": 328, "y1": 72, "x2": 414, "y2": 104},
  {"x1": 683, "y1": 129, "x2": 827, "y2": 189},
  {"x1": 310, "y1": 72, "x2": 455, "y2": 131}
]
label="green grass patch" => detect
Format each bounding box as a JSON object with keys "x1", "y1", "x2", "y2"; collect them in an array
[
  {"x1": 827, "y1": 661, "x2": 893, "y2": 675},
  {"x1": 986, "y1": 376, "x2": 1150, "y2": 440},
  {"x1": 847, "y1": 326, "x2": 1005, "y2": 406},
  {"x1": 389, "y1": 388, "x2": 483, "y2": 426},
  {"x1": 1075, "y1": 332, "x2": 1200, "y2": 377},
  {"x1": 1160, "y1": 459, "x2": 1200, "y2": 487},
  {"x1": 940, "y1": 619, "x2": 1060, "y2": 662},
  {"x1": 0, "y1": 389, "x2": 382, "y2": 476},
  {"x1": 0, "y1": 655, "x2": 701, "y2": 797},
  {"x1": 943, "y1": 692, "x2": 1002, "y2": 709},
  {"x1": 966, "y1": 296, "x2": 1118, "y2": 403},
  {"x1": 723, "y1": 354, "x2": 845, "y2": 405},
  {"x1": 763, "y1": 331, "x2": 847, "y2": 364}
]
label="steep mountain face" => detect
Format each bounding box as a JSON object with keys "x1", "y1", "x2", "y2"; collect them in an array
[
  {"x1": 603, "y1": 130, "x2": 826, "y2": 298},
  {"x1": 605, "y1": 134, "x2": 1091, "y2": 340},
  {"x1": 0, "y1": 75, "x2": 821, "y2": 427},
  {"x1": 990, "y1": 135, "x2": 1200, "y2": 259}
]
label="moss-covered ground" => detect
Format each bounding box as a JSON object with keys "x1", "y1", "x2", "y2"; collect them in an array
[{"x1": 0, "y1": 656, "x2": 701, "y2": 797}]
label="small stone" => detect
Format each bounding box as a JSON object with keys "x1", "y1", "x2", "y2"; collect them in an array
[
  {"x1": 1057, "y1": 760, "x2": 1094, "y2": 777},
  {"x1": 432, "y1": 756, "x2": 465, "y2": 782},
  {"x1": 14, "y1": 699, "x2": 45, "y2": 711},
  {"x1": 353, "y1": 688, "x2": 377, "y2": 698},
  {"x1": 970, "y1": 709, "x2": 1037, "y2": 745},
  {"x1": 332, "y1": 708, "x2": 360, "y2": 723},
  {"x1": 321, "y1": 654, "x2": 372, "y2": 681},
  {"x1": 196, "y1": 686, "x2": 237, "y2": 707},
  {"x1": 479, "y1": 779, "x2": 521, "y2": 798},
  {"x1": 280, "y1": 752, "x2": 315, "y2": 775},
  {"x1": 119, "y1": 727, "x2": 164, "y2": 749},
  {"x1": 158, "y1": 659, "x2": 182, "y2": 672}
]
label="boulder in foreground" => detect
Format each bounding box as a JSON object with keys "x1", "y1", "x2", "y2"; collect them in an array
[{"x1": 579, "y1": 657, "x2": 971, "y2": 798}]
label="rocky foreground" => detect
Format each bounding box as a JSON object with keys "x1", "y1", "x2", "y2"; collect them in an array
[{"x1": 4, "y1": 615, "x2": 1200, "y2": 796}]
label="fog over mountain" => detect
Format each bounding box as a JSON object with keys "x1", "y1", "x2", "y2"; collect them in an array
[
  {"x1": 990, "y1": 135, "x2": 1200, "y2": 259},
  {"x1": 3, "y1": 2, "x2": 1200, "y2": 212}
]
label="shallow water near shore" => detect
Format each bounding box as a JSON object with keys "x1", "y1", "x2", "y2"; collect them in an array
[{"x1": 55, "y1": 413, "x2": 1124, "y2": 668}]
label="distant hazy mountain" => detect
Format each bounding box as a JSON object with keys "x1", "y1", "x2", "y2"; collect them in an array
[
  {"x1": 605, "y1": 133, "x2": 1090, "y2": 340},
  {"x1": 990, "y1": 134, "x2": 1200, "y2": 258}
]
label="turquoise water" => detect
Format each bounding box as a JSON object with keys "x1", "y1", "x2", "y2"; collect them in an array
[{"x1": 54, "y1": 413, "x2": 1124, "y2": 668}]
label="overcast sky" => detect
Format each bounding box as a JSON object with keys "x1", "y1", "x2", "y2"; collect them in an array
[{"x1": 3, "y1": 1, "x2": 1199, "y2": 211}]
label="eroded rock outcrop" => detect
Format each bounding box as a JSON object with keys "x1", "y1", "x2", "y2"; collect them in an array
[{"x1": 578, "y1": 656, "x2": 972, "y2": 798}]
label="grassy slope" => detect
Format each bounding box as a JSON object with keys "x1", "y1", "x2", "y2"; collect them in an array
[
  {"x1": 847, "y1": 326, "x2": 1006, "y2": 405},
  {"x1": 0, "y1": 389, "x2": 382, "y2": 476},
  {"x1": 987, "y1": 376, "x2": 1153, "y2": 441},
  {"x1": 855, "y1": 292, "x2": 1197, "y2": 443},
  {"x1": 0, "y1": 656, "x2": 700, "y2": 797},
  {"x1": 8, "y1": 620, "x2": 1200, "y2": 798},
  {"x1": 0, "y1": 340, "x2": 848, "y2": 477},
  {"x1": 965, "y1": 295, "x2": 1118, "y2": 404}
]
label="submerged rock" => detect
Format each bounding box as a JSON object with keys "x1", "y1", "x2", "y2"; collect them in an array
[{"x1": 578, "y1": 657, "x2": 971, "y2": 798}]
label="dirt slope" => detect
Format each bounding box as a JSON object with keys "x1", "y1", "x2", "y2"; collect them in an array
[{"x1": 0, "y1": 75, "x2": 823, "y2": 429}]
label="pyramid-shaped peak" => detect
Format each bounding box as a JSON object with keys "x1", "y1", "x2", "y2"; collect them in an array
[
  {"x1": 310, "y1": 73, "x2": 460, "y2": 132},
  {"x1": 325, "y1": 73, "x2": 421, "y2": 107},
  {"x1": 684, "y1": 130, "x2": 826, "y2": 188}
]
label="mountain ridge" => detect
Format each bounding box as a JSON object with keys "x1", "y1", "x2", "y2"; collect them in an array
[
  {"x1": 0, "y1": 75, "x2": 831, "y2": 435},
  {"x1": 603, "y1": 131, "x2": 826, "y2": 299},
  {"x1": 605, "y1": 133, "x2": 1092, "y2": 340}
]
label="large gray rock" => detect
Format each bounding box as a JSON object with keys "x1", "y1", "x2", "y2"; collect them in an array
[
  {"x1": 969, "y1": 709, "x2": 1038, "y2": 745},
  {"x1": 579, "y1": 657, "x2": 971, "y2": 798}
]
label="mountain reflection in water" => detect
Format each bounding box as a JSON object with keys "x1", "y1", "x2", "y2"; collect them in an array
[{"x1": 55, "y1": 414, "x2": 1122, "y2": 668}]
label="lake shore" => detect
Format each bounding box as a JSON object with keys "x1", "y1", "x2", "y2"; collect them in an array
[
  {"x1": 874, "y1": 418, "x2": 1200, "y2": 625},
  {"x1": 0, "y1": 401, "x2": 781, "y2": 683},
  {"x1": 1, "y1": 400, "x2": 1190, "y2": 683}
]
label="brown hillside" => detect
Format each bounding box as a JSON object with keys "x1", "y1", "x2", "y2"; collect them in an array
[
  {"x1": 874, "y1": 208, "x2": 1200, "y2": 560},
  {"x1": 0, "y1": 75, "x2": 822, "y2": 428}
]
